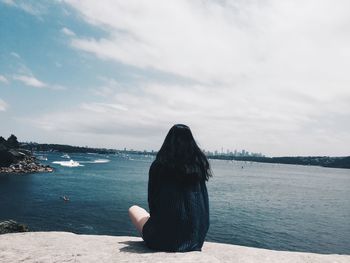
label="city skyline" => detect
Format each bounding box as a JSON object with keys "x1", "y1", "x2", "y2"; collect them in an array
[{"x1": 20, "y1": 137, "x2": 264, "y2": 157}]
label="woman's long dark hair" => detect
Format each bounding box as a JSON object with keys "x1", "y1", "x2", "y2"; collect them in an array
[{"x1": 155, "y1": 124, "x2": 212, "y2": 181}]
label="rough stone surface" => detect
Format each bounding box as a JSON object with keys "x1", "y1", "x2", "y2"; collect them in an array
[
  {"x1": 0, "y1": 220, "x2": 29, "y2": 234},
  {"x1": 0, "y1": 232, "x2": 349, "y2": 263},
  {"x1": 0, "y1": 148, "x2": 53, "y2": 174}
]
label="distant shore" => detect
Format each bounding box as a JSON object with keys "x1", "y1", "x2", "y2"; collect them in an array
[
  {"x1": 21, "y1": 142, "x2": 350, "y2": 169},
  {"x1": 208, "y1": 155, "x2": 350, "y2": 169}
]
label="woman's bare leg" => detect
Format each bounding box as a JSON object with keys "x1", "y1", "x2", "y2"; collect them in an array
[{"x1": 128, "y1": 205, "x2": 150, "y2": 236}]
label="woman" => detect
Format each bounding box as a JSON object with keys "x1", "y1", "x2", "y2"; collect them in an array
[{"x1": 128, "y1": 124, "x2": 212, "y2": 252}]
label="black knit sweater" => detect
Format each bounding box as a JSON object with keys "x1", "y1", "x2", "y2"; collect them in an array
[{"x1": 142, "y1": 160, "x2": 210, "y2": 252}]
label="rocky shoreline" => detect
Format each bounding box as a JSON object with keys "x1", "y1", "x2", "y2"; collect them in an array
[
  {"x1": 0, "y1": 220, "x2": 29, "y2": 234},
  {"x1": 0, "y1": 153, "x2": 53, "y2": 174},
  {"x1": 1, "y1": 134, "x2": 53, "y2": 174},
  {"x1": 0, "y1": 149, "x2": 53, "y2": 174}
]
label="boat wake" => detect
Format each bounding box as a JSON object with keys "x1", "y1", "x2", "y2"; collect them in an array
[
  {"x1": 52, "y1": 159, "x2": 110, "y2": 167},
  {"x1": 52, "y1": 160, "x2": 83, "y2": 167},
  {"x1": 80, "y1": 159, "x2": 110, "y2": 164},
  {"x1": 91, "y1": 159, "x2": 110, "y2": 163}
]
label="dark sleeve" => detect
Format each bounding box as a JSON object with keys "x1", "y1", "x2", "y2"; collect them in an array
[{"x1": 148, "y1": 161, "x2": 161, "y2": 215}]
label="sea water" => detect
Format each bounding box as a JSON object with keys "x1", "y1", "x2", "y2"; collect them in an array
[{"x1": 0, "y1": 152, "x2": 349, "y2": 254}]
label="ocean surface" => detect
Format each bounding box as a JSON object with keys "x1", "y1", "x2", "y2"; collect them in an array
[{"x1": 0, "y1": 152, "x2": 349, "y2": 254}]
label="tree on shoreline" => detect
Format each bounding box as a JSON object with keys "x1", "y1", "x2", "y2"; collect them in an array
[
  {"x1": 0, "y1": 134, "x2": 20, "y2": 149},
  {"x1": 7, "y1": 134, "x2": 19, "y2": 149},
  {"x1": 0, "y1": 136, "x2": 6, "y2": 145},
  {"x1": 0, "y1": 136, "x2": 7, "y2": 151}
]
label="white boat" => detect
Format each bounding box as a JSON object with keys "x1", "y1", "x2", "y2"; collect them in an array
[
  {"x1": 66, "y1": 160, "x2": 80, "y2": 167},
  {"x1": 61, "y1": 195, "x2": 70, "y2": 202},
  {"x1": 37, "y1": 156, "x2": 48, "y2": 161},
  {"x1": 52, "y1": 159, "x2": 80, "y2": 167},
  {"x1": 61, "y1": 154, "x2": 70, "y2": 159}
]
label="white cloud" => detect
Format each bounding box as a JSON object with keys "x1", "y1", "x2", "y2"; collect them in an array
[
  {"x1": 80, "y1": 102, "x2": 128, "y2": 113},
  {"x1": 66, "y1": 0, "x2": 350, "y2": 94},
  {"x1": 10, "y1": 52, "x2": 20, "y2": 58},
  {"x1": 12, "y1": 74, "x2": 66, "y2": 90},
  {"x1": 0, "y1": 75, "x2": 9, "y2": 84},
  {"x1": 0, "y1": 98, "x2": 8, "y2": 112},
  {"x1": 90, "y1": 77, "x2": 123, "y2": 97},
  {"x1": 50, "y1": 84, "x2": 66, "y2": 91},
  {"x1": 1, "y1": 0, "x2": 15, "y2": 5},
  {"x1": 61, "y1": 27, "x2": 76, "y2": 36},
  {"x1": 27, "y1": 0, "x2": 350, "y2": 155},
  {"x1": 30, "y1": 81, "x2": 350, "y2": 155},
  {"x1": 13, "y1": 74, "x2": 47, "y2": 88},
  {"x1": 1, "y1": 0, "x2": 46, "y2": 16}
]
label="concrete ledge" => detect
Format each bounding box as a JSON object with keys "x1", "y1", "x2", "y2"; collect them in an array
[{"x1": 0, "y1": 232, "x2": 348, "y2": 262}]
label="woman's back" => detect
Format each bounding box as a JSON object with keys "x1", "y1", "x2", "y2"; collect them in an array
[
  {"x1": 142, "y1": 160, "x2": 210, "y2": 252},
  {"x1": 129, "y1": 124, "x2": 212, "y2": 252}
]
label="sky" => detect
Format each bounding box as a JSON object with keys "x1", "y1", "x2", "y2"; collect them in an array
[{"x1": 0, "y1": 0, "x2": 349, "y2": 156}]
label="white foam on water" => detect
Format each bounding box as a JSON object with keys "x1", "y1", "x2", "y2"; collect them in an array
[
  {"x1": 93, "y1": 159, "x2": 110, "y2": 163},
  {"x1": 79, "y1": 159, "x2": 110, "y2": 164},
  {"x1": 37, "y1": 156, "x2": 48, "y2": 161},
  {"x1": 52, "y1": 160, "x2": 83, "y2": 167}
]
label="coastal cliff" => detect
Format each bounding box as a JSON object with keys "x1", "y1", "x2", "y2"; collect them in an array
[{"x1": 0, "y1": 232, "x2": 348, "y2": 263}]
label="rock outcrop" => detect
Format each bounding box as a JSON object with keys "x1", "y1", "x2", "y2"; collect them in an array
[
  {"x1": 0, "y1": 220, "x2": 29, "y2": 234},
  {"x1": 0, "y1": 148, "x2": 53, "y2": 174},
  {"x1": 0, "y1": 232, "x2": 348, "y2": 263}
]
